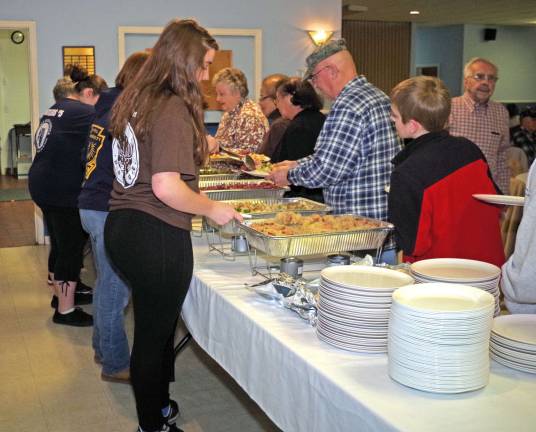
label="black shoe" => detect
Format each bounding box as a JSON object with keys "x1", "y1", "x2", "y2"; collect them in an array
[
  {"x1": 136, "y1": 424, "x2": 183, "y2": 432},
  {"x1": 164, "y1": 400, "x2": 180, "y2": 424},
  {"x1": 50, "y1": 292, "x2": 93, "y2": 309},
  {"x1": 52, "y1": 307, "x2": 93, "y2": 327},
  {"x1": 76, "y1": 280, "x2": 93, "y2": 295}
]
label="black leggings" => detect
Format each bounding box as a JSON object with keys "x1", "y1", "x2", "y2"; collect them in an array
[
  {"x1": 104, "y1": 209, "x2": 193, "y2": 431},
  {"x1": 42, "y1": 206, "x2": 86, "y2": 281}
]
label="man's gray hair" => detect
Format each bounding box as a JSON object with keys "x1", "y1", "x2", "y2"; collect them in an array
[{"x1": 463, "y1": 57, "x2": 499, "y2": 78}]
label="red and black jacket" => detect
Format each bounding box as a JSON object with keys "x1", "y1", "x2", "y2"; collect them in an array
[{"x1": 388, "y1": 130, "x2": 505, "y2": 267}]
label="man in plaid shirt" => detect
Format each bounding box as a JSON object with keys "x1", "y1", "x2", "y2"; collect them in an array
[
  {"x1": 449, "y1": 57, "x2": 511, "y2": 193},
  {"x1": 269, "y1": 39, "x2": 400, "y2": 224}
]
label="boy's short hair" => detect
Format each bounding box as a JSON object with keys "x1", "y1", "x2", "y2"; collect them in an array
[{"x1": 390, "y1": 76, "x2": 451, "y2": 133}]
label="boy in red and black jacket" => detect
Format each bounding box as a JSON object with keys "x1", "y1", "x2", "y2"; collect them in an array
[{"x1": 388, "y1": 76, "x2": 505, "y2": 267}]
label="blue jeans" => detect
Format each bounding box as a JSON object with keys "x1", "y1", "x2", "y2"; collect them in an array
[{"x1": 80, "y1": 209, "x2": 130, "y2": 374}]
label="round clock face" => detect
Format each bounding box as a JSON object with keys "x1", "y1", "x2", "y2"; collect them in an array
[{"x1": 11, "y1": 31, "x2": 24, "y2": 44}]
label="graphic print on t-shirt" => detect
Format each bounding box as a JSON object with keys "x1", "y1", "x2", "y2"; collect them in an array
[
  {"x1": 112, "y1": 122, "x2": 139, "y2": 188},
  {"x1": 85, "y1": 124, "x2": 106, "y2": 179},
  {"x1": 35, "y1": 119, "x2": 52, "y2": 153}
]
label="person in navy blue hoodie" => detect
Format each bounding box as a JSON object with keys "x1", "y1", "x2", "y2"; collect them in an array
[
  {"x1": 29, "y1": 65, "x2": 107, "y2": 327},
  {"x1": 79, "y1": 51, "x2": 149, "y2": 384}
]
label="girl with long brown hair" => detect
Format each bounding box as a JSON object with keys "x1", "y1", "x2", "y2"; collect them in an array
[{"x1": 104, "y1": 19, "x2": 241, "y2": 432}]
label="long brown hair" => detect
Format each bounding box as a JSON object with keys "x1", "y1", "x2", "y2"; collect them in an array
[
  {"x1": 115, "y1": 51, "x2": 150, "y2": 89},
  {"x1": 110, "y1": 19, "x2": 218, "y2": 164}
]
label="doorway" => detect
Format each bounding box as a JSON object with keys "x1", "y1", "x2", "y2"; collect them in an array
[{"x1": 0, "y1": 21, "x2": 41, "y2": 247}]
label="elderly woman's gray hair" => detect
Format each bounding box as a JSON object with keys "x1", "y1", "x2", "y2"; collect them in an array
[
  {"x1": 212, "y1": 67, "x2": 249, "y2": 99},
  {"x1": 53, "y1": 77, "x2": 76, "y2": 102}
]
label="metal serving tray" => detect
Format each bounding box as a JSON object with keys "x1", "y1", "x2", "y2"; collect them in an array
[
  {"x1": 206, "y1": 198, "x2": 332, "y2": 235},
  {"x1": 199, "y1": 172, "x2": 242, "y2": 182},
  {"x1": 199, "y1": 179, "x2": 288, "y2": 201},
  {"x1": 239, "y1": 214, "x2": 393, "y2": 257}
]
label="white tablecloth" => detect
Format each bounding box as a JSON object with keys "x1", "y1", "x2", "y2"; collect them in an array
[{"x1": 182, "y1": 237, "x2": 536, "y2": 432}]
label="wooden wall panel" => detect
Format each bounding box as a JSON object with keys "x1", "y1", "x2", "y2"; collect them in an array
[
  {"x1": 200, "y1": 50, "x2": 232, "y2": 110},
  {"x1": 342, "y1": 21, "x2": 411, "y2": 94}
]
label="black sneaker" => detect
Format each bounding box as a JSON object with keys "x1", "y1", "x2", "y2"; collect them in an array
[
  {"x1": 164, "y1": 399, "x2": 180, "y2": 424},
  {"x1": 136, "y1": 424, "x2": 183, "y2": 432},
  {"x1": 52, "y1": 307, "x2": 93, "y2": 327},
  {"x1": 50, "y1": 292, "x2": 93, "y2": 309},
  {"x1": 76, "y1": 280, "x2": 93, "y2": 295}
]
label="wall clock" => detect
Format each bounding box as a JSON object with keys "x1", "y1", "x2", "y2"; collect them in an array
[{"x1": 11, "y1": 31, "x2": 25, "y2": 44}]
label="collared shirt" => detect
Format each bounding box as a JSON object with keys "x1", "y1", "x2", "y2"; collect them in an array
[
  {"x1": 512, "y1": 127, "x2": 536, "y2": 167},
  {"x1": 288, "y1": 76, "x2": 401, "y2": 223},
  {"x1": 449, "y1": 93, "x2": 510, "y2": 193},
  {"x1": 215, "y1": 99, "x2": 269, "y2": 153}
]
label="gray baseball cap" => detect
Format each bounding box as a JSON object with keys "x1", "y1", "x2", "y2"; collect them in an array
[{"x1": 304, "y1": 39, "x2": 348, "y2": 80}]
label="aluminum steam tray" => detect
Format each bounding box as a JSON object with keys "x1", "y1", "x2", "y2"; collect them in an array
[
  {"x1": 199, "y1": 179, "x2": 288, "y2": 201},
  {"x1": 206, "y1": 197, "x2": 332, "y2": 235},
  {"x1": 199, "y1": 172, "x2": 242, "y2": 182},
  {"x1": 239, "y1": 214, "x2": 393, "y2": 257}
]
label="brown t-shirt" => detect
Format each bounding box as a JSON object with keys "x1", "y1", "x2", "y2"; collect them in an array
[{"x1": 109, "y1": 95, "x2": 199, "y2": 231}]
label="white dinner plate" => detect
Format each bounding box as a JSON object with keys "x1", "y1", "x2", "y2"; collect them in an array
[
  {"x1": 473, "y1": 194, "x2": 525, "y2": 206},
  {"x1": 321, "y1": 265, "x2": 414, "y2": 290},
  {"x1": 241, "y1": 169, "x2": 269, "y2": 178},
  {"x1": 410, "y1": 258, "x2": 501, "y2": 282},
  {"x1": 492, "y1": 315, "x2": 536, "y2": 345},
  {"x1": 392, "y1": 283, "x2": 495, "y2": 314}
]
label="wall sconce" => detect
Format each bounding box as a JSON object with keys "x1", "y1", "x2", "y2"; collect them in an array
[{"x1": 307, "y1": 30, "x2": 334, "y2": 46}]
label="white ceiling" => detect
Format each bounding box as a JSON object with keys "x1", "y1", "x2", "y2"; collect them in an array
[{"x1": 342, "y1": 0, "x2": 536, "y2": 26}]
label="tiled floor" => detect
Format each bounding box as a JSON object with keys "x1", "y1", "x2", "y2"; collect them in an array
[
  {"x1": 0, "y1": 175, "x2": 35, "y2": 248},
  {"x1": 0, "y1": 245, "x2": 279, "y2": 432}
]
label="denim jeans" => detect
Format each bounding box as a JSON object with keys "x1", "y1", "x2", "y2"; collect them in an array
[{"x1": 80, "y1": 209, "x2": 130, "y2": 374}]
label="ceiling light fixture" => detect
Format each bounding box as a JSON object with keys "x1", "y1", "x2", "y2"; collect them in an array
[
  {"x1": 345, "y1": 5, "x2": 369, "y2": 13},
  {"x1": 410, "y1": 10, "x2": 420, "y2": 15},
  {"x1": 307, "y1": 30, "x2": 334, "y2": 47}
]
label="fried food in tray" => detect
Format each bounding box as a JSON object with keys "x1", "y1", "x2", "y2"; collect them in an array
[{"x1": 250, "y1": 212, "x2": 381, "y2": 236}]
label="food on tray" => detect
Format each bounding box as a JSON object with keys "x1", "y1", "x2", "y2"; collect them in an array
[
  {"x1": 250, "y1": 212, "x2": 380, "y2": 236},
  {"x1": 200, "y1": 166, "x2": 235, "y2": 175},
  {"x1": 201, "y1": 181, "x2": 281, "y2": 191},
  {"x1": 233, "y1": 200, "x2": 321, "y2": 214},
  {"x1": 248, "y1": 153, "x2": 271, "y2": 165}
]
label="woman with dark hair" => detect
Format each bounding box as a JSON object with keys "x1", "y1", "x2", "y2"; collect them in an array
[
  {"x1": 104, "y1": 19, "x2": 241, "y2": 432},
  {"x1": 272, "y1": 77, "x2": 325, "y2": 202},
  {"x1": 29, "y1": 65, "x2": 107, "y2": 327},
  {"x1": 78, "y1": 51, "x2": 149, "y2": 384}
]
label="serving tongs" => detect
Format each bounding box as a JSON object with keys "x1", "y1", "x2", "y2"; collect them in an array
[{"x1": 220, "y1": 147, "x2": 257, "y2": 170}]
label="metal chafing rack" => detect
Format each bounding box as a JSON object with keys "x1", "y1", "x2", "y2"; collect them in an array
[{"x1": 239, "y1": 214, "x2": 393, "y2": 258}]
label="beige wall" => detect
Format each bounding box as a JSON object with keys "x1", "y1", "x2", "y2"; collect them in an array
[{"x1": 0, "y1": 29, "x2": 30, "y2": 175}]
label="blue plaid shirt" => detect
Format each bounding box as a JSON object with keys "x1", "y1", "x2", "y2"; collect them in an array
[{"x1": 288, "y1": 76, "x2": 401, "y2": 222}]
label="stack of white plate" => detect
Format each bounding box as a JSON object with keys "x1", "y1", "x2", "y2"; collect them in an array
[
  {"x1": 490, "y1": 314, "x2": 536, "y2": 374},
  {"x1": 388, "y1": 283, "x2": 495, "y2": 393},
  {"x1": 316, "y1": 266, "x2": 414, "y2": 353},
  {"x1": 410, "y1": 258, "x2": 501, "y2": 316}
]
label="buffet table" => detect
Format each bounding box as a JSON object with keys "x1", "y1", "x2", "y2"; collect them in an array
[{"x1": 181, "y1": 236, "x2": 536, "y2": 432}]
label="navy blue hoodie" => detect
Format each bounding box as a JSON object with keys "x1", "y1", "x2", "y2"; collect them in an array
[
  {"x1": 29, "y1": 98, "x2": 95, "y2": 208},
  {"x1": 78, "y1": 87, "x2": 121, "y2": 211}
]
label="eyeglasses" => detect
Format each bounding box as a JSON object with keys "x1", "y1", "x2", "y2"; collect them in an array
[
  {"x1": 309, "y1": 65, "x2": 330, "y2": 83},
  {"x1": 470, "y1": 73, "x2": 498, "y2": 83}
]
